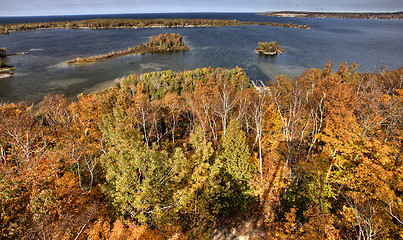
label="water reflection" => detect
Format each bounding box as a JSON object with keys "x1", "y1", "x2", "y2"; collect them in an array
[
  {"x1": 257, "y1": 62, "x2": 306, "y2": 81},
  {"x1": 47, "y1": 78, "x2": 88, "y2": 89}
]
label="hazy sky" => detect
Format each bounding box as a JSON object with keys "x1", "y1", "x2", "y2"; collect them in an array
[{"x1": 1, "y1": 0, "x2": 402, "y2": 16}]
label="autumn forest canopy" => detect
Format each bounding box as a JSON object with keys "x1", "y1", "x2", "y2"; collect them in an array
[{"x1": 0, "y1": 63, "x2": 402, "y2": 239}]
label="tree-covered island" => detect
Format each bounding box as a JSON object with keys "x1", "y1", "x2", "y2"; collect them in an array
[
  {"x1": 255, "y1": 41, "x2": 284, "y2": 55},
  {"x1": 66, "y1": 33, "x2": 189, "y2": 64},
  {"x1": 0, "y1": 18, "x2": 309, "y2": 34}
]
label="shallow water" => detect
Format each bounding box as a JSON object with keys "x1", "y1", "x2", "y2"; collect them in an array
[{"x1": 0, "y1": 13, "x2": 402, "y2": 102}]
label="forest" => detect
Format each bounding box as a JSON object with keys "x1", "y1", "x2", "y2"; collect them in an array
[
  {"x1": 0, "y1": 63, "x2": 402, "y2": 239},
  {"x1": 0, "y1": 18, "x2": 309, "y2": 34},
  {"x1": 66, "y1": 33, "x2": 189, "y2": 64}
]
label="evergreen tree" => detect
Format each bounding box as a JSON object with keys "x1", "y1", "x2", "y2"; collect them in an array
[
  {"x1": 220, "y1": 118, "x2": 254, "y2": 181},
  {"x1": 100, "y1": 109, "x2": 183, "y2": 223},
  {"x1": 206, "y1": 119, "x2": 256, "y2": 216}
]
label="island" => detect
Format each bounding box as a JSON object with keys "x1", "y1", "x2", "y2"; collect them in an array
[
  {"x1": 255, "y1": 41, "x2": 284, "y2": 56},
  {"x1": 259, "y1": 11, "x2": 403, "y2": 20},
  {"x1": 0, "y1": 18, "x2": 309, "y2": 34},
  {"x1": 66, "y1": 33, "x2": 189, "y2": 64}
]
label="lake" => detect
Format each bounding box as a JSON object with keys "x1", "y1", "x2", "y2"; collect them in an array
[{"x1": 0, "y1": 13, "x2": 402, "y2": 103}]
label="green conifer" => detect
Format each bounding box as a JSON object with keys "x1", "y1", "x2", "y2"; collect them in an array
[{"x1": 220, "y1": 119, "x2": 254, "y2": 181}]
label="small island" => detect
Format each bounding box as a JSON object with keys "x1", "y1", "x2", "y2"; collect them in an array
[
  {"x1": 66, "y1": 33, "x2": 189, "y2": 64},
  {"x1": 0, "y1": 48, "x2": 16, "y2": 78},
  {"x1": 255, "y1": 41, "x2": 284, "y2": 56}
]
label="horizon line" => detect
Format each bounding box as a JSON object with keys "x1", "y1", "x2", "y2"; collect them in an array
[
  {"x1": 1, "y1": 11, "x2": 255, "y2": 17},
  {"x1": 1, "y1": 10, "x2": 402, "y2": 18}
]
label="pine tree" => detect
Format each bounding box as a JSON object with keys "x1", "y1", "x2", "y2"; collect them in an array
[
  {"x1": 220, "y1": 119, "x2": 254, "y2": 181},
  {"x1": 100, "y1": 109, "x2": 183, "y2": 223}
]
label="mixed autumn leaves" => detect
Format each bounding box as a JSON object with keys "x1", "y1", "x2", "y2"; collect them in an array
[{"x1": 0, "y1": 63, "x2": 402, "y2": 239}]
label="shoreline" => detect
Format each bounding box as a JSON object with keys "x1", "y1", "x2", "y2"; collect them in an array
[
  {"x1": 0, "y1": 73, "x2": 13, "y2": 78},
  {"x1": 0, "y1": 68, "x2": 15, "y2": 78},
  {"x1": 255, "y1": 49, "x2": 277, "y2": 56}
]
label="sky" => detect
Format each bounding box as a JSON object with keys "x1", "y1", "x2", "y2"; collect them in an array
[{"x1": 0, "y1": 0, "x2": 402, "y2": 17}]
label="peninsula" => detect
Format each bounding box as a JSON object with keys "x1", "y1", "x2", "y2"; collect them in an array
[
  {"x1": 0, "y1": 18, "x2": 309, "y2": 34},
  {"x1": 255, "y1": 41, "x2": 284, "y2": 55},
  {"x1": 259, "y1": 11, "x2": 403, "y2": 20},
  {"x1": 0, "y1": 48, "x2": 16, "y2": 78},
  {"x1": 0, "y1": 60, "x2": 15, "y2": 78},
  {"x1": 66, "y1": 33, "x2": 189, "y2": 64}
]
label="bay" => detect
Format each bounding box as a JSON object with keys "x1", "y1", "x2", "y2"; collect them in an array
[{"x1": 0, "y1": 13, "x2": 402, "y2": 103}]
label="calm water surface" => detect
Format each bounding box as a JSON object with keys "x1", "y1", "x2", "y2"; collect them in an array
[{"x1": 0, "y1": 13, "x2": 402, "y2": 102}]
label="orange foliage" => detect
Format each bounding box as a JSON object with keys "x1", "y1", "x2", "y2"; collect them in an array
[{"x1": 0, "y1": 65, "x2": 402, "y2": 239}]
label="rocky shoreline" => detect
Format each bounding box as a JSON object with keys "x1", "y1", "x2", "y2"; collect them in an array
[
  {"x1": 255, "y1": 49, "x2": 279, "y2": 56},
  {"x1": 0, "y1": 66, "x2": 16, "y2": 78}
]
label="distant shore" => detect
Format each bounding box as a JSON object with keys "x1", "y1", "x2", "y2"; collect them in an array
[{"x1": 259, "y1": 11, "x2": 403, "y2": 20}]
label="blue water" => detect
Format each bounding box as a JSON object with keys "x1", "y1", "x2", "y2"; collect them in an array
[
  {"x1": 0, "y1": 13, "x2": 306, "y2": 25},
  {"x1": 0, "y1": 13, "x2": 402, "y2": 103}
]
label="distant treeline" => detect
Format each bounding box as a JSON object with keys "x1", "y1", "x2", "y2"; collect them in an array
[
  {"x1": 0, "y1": 18, "x2": 309, "y2": 34},
  {"x1": 66, "y1": 33, "x2": 189, "y2": 64},
  {"x1": 260, "y1": 11, "x2": 403, "y2": 19}
]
